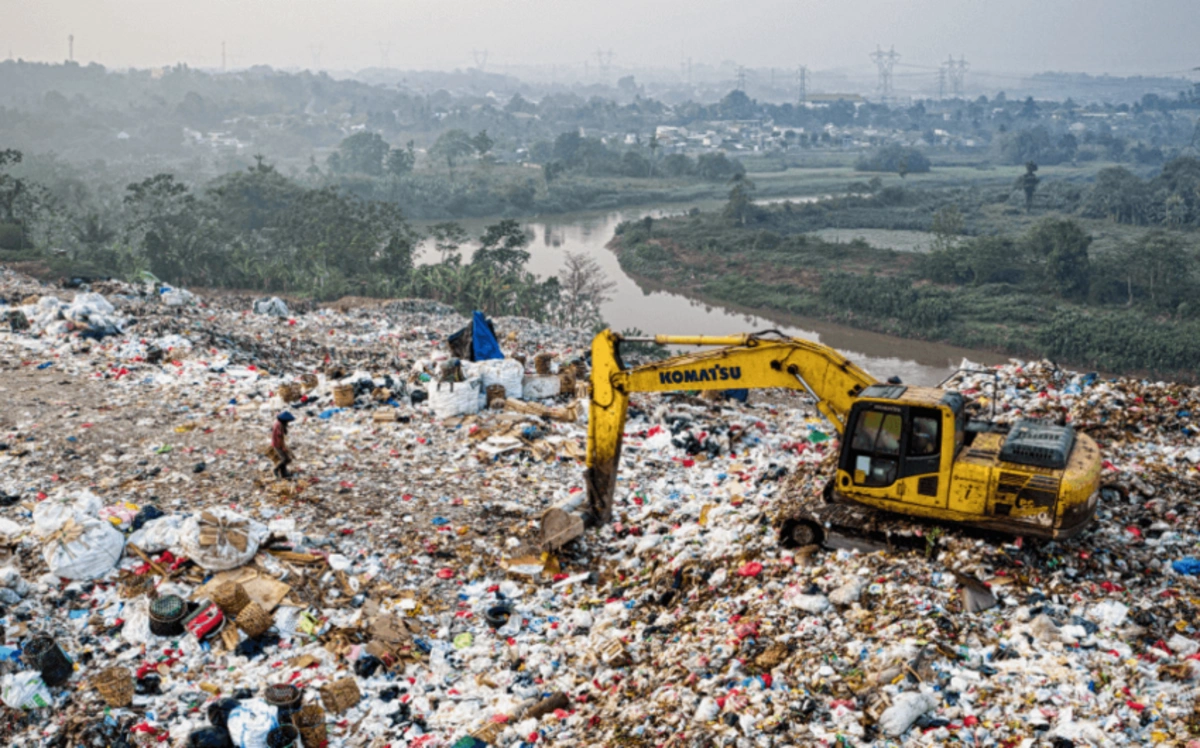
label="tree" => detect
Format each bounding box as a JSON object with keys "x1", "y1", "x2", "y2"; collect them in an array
[
  {"x1": 1018, "y1": 161, "x2": 1040, "y2": 213},
  {"x1": 723, "y1": 174, "x2": 759, "y2": 227},
  {"x1": 854, "y1": 144, "x2": 930, "y2": 175},
  {"x1": 431, "y1": 129, "x2": 476, "y2": 176},
  {"x1": 661, "y1": 153, "x2": 694, "y2": 178},
  {"x1": 696, "y1": 152, "x2": 744, "y2": 181},
  {"x1": 557, "y1": 251, "x2": 617, "y2": 329},
  {"x1": 473, "y1": 219, "x2": 530, "y2": 274},
  {"x1": 471, "y1": 130, "x2": 494, "y2": 157},
  {"x1": 542, "y1": 160, "x2": 566, "y2": 184},
  {"x1": 1121, "y1": 232, "x2": 1191, "y2": 309},
  {"x1": 929, "y1": 205, "x2": 964, "y2": 254},
  {"x1": 386, "y1": 141, "x2": 416, "y2": 176},
  {"x1": 331, "y1": 132, "x2": 390, "y2": 176},
  {"x1": 429, "y1": 222, "x2": 469, "y2": 264},
  {"x1": 1025, "y1": 218, "x2": 1090, "y2": 299},
  {"x1": 0, "y1": 149, "x2": 33, "y2": 249}
]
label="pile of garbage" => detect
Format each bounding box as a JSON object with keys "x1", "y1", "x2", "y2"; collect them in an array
[{"x1": 2, "y1": 266, "x2": 1200, "y2": 747}]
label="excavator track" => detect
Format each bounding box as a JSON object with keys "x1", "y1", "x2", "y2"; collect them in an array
[{"x1": 777, "y1": 478, "x2": 942, "y2": 554}]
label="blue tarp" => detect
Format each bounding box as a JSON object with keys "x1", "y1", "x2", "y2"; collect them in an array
[{"x1": 471, "y1": 310, "x2": 504, "y2": 361}]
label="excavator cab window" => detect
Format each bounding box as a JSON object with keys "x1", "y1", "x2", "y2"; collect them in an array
[
  {"x1": 847, "y1": 407, "x2": 902, "y2": 487},
  {"x1": 844, "y1": 404, "x2": 944, "y2": 488}
]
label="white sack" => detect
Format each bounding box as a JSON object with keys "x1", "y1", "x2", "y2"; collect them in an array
[
  {"x1": 522, "y1": 376, "x2": 562, "y2": 400},
  {"x1": 42, "y1": 517, "x2": 124, "y2": 580},
  {"x1": 464, "y1": 358, "x2": 525, "y2": 400},
  {"x1": 178, "y1": 507, "x2": 269, "y2": 571},
  {"x1": 32, "y1": 490, "x2": 103, "y2": 536},
  {"x1": 430, "y1": 378, "x2": 482, "y2": 420}
]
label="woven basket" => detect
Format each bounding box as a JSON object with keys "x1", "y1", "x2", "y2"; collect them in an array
[
  {"x1": 319, "y1": 677, "x2": 361, "y2": 714},
  {"x1": 278, "y1": 383, "x2": 302, "y2": 403},
  {"x1": 470, "y1": 721, "x2": 504, "y2": 743},
  {"x1": 485, "y1": 384, "x2": 507, "y2": 408},
  {"x1": 534, "y1": 353, "x2": 554, "y2": 376},
  {"x1": 294, "y1": 705, "x2": 327, "y2": 748},
  {"x1": 264, "y1": 683, "x2": 303, "y2": 719},
  {"x1": 299, "y1": 373, "x2": 318, "y2": 392},
  {"x1": 211, "y1": 581, "x2": 251, "y2": 617},
  {"x1": 235, "y1": 601, "x2": 272, "y2": 638},
  {"x1": 332, "y1": 384, "x2": 355, "y2": 408},
  {"x1": 95, "y1": 666, "x2": 134, "y2": 707},
  {"x1": 149, "y1": 594, "x2": 188, "y2": 637}
]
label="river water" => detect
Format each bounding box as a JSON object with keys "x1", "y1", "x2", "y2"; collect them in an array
[{"x1": 415, "y1": 199, "x2": 1004, "y2": 385}]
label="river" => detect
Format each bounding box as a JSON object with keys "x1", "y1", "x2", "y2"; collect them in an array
[{"x1": 414, "y1": 199, "x2": 1005, "y2": 385}]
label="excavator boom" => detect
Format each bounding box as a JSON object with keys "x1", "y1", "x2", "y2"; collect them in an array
[{"x1": 586, "y1": 329, "x2": 876, "y2": 523}]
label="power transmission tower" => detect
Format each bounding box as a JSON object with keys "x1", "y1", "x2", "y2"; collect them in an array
[
  {"x1": 471, "y1": 48, "x2": 488, "y2": 71},
  {"x1": 309, "y1": 45, "x2": 323, "y2": 70},
  {"x1": 221, "y1": 41, "x2": 226, "y2": 72},
  {"x1": 681, "y1": 56, "x2": 692, "y2": 85},
  {"x1": 378, "y1": 43, "x2": 391, "y2": 69},
  {"x1": 736, "y1": 65, "x2": 747, "y2": 92},
  {"x1": 68, "y1": 34, "x2": 74, "y2": 62},
  {"x1": 937, "y1": 66, "x2": 946, "y2": 99},
  {"x1": 945, "y1": 55, "x2": 968, "y2": 97},
  {"x1": 869, "y1": 45, "x2": 900, "y2": 103},
  {"x1": 594, "y1": 49, "x2": 613, "y2": 80},
  {"x1": 797, "y1": 65, "x2": 808, "y2": 104}
]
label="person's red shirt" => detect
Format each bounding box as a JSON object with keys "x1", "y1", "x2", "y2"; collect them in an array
[{"x1": 271, "y1": 421, "x2": 287, "y2": 451}]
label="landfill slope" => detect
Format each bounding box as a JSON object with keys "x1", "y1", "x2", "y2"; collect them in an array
[{"x1": 2, "y1": 266, "x2": 1200, "y2": 748}]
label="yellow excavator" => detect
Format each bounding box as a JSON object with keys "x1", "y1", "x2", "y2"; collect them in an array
[{"x1": 585, "y1": 330, "x2": 1102, "y2": 547}]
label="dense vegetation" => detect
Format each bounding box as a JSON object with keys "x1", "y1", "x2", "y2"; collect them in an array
[
  {"x1": 0, "y1": 148, "x2": 622, "y2": 327},
  {"x1": 614, "y1": 159, "x2": 1200, "y2": 378}
]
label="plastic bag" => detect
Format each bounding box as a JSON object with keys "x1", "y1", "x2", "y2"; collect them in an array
[
  {"x1": 127, "y1": 514, "x2": 186, "y2": 554},
  {"x1": 252, "y1": 297, "x2": 289, "y2": 317},
  {"x1": 227, "y1": 699, "x2": 278, "y2": 748},
  {"x1": 64, "y1": 292, "x2": 115, "y2": 322},
  {"x1": 430, "y1": 378, "x2": 482, "y2": 420},
  {"x1": 464, "y1": 358, "x2": 524, "y2": 400},
  {"x1": 42, "y1": 517, "x2": 125, "y2": 580},
  {"x1": 0, "y1": 518, "x2": 25, "y2": 543},
  {"x1": 178, "y1": 508, "x2": 269, "y2": 571},
  {"x1": 32, "y1": 490, "x2": 103, "y2": 536},
  {"x1": 161, "y1": 288, "x2": 197, "y2": 307},
  {"x1": 1, "y1": 671, "x2": 52, "y2": 709},
  {"x1": 879, "y1": 691, "x2": 936, "y2": 736}
]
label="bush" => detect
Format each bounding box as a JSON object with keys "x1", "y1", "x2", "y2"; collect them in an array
[{"x1": 855, "y1": 144, "x2": 931, "y2": 176}]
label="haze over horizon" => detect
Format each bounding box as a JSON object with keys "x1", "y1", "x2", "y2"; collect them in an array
[{"x1": 6, "y1": 0, "x2": 1200, "y2": 79}]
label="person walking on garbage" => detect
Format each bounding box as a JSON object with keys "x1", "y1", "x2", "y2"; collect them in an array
[{"x1": 270, "y1": 412, "x2": 295, "y2": 478}]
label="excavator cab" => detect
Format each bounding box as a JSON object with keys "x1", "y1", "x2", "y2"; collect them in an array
[{"x1": 837, "y1": 386, "x2": 959, "y2": 501}]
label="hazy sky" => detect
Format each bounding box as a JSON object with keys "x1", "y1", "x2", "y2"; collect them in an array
[{"x1": 6, "y1": 0, "x2": 1200, "y2": 77}]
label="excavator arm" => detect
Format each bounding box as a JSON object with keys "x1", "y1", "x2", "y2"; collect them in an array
[{"x1": 585, "y1": 329, "x2": 877, "y2": 524}]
